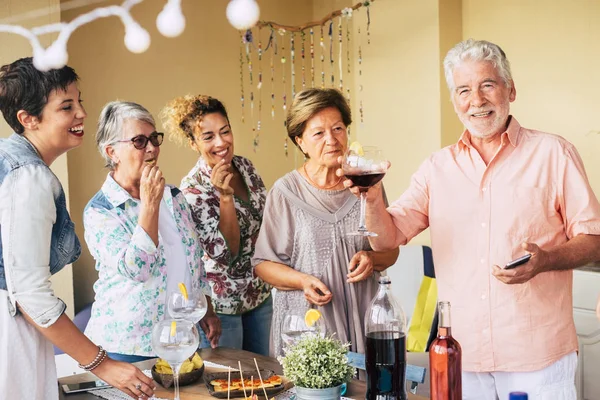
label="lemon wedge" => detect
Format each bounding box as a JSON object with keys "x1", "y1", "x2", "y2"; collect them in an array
[
  {"x1": 178, "y1": 282, "x2": 189, "y2": 301},
  {"x1": 304, "y1": 309, "x2": 321, "y2": 327},
  {"x1": 170, "y1": 320, "x2": 177, "y2": 337},
  {"x1": 348, "y1": 141, "x2": 364, "y2": 156}
]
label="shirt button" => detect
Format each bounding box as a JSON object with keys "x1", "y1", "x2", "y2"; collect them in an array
[
  {"x1": 481, "y1": 222, "x2": 486, "y2": 228},
  {"x1": 482, "y1": 187, "x2": 487, "y2": 192},
  {"x1": 482, "y1": 328, "x2": 489, "y2": 334},
  {"x1": 481, "y1": 294, "x2": 487, "y2": 300},
  {"x1": 480, "y1": 258, "x2": 485, "y2": 264}
]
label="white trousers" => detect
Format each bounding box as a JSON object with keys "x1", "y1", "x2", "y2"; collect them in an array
[{"x1": 462, "y1": 352, "x2": 577, "y2": 400}]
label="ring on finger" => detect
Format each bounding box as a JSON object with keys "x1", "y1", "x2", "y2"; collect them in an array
[{"x1": 135, "y1": 383, "x2": 142, "y2": 390}]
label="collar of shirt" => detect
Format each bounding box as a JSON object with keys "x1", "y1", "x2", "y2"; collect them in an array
[{"x1": 458, "y1": 115, "x2": 522, "y2": 151}]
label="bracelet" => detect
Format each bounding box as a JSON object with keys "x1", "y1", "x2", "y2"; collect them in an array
[{"x1": 78, "y1": 346, "x2": 108, "y2": 371}]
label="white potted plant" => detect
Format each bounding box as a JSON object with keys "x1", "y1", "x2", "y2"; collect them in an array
[{"x1": 279, "y1": 334, "x2": 354, "y2": 400}]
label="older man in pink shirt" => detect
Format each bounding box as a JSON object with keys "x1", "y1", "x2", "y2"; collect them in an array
[{"x1": 346, "y1": 39, "x2": 600, "y2": 399}]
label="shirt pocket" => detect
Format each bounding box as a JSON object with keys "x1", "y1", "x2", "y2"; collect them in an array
[{"x1": 496, "y1": 185, "x2": 555, "y2": 255}]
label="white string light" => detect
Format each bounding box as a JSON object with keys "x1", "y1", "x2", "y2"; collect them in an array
[
  {"x1": 226, "y1": 0, "x2": 260, "y2": 30},
  {"x1": 0, "y1": 0, "x2": 185, "y2": 71},
  {"x1": 0, "y1": 0, "x2": 260, "y2": 71},
  {"x1": 156, "y1": 0, "x2": 186, "y2": 37}
]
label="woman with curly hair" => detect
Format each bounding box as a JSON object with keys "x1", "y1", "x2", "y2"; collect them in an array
[{"x1": 161, "y1": 95, "x2": 272, "y2": 356}]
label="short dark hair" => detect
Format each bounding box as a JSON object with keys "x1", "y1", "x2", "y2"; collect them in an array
[
  {"x1": 0, "y1": 57, "x2": 79, "y2": 134},
  {"x1": 286, "y1": 88, "x2": 352, "y2": 150}
]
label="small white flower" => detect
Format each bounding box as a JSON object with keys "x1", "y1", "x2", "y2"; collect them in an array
[{"x1": 341, "y1": 7, "x2": 353, "y2": 18}]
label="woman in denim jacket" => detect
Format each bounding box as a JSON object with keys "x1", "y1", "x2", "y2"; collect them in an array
[{"x1": 0, "y1": 58, "x2": 154, "y2": 399}]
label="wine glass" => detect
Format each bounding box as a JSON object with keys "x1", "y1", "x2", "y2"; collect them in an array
[
  {"x1": 167, "y1": 287, "x2": 208, "y2": 323},
  {"x1": 342, "y1": 146, "x2": 389, "y2": 236},
  {"x1": 152, "y1": 318, "x2": 200, "y2": 400},
  {"x1": 280, "y1": 311, "x2": 326, "y2": 356}
]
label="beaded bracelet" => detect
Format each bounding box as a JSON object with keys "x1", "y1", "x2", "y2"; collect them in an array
[{"x1": 78, "y1": 346, "x2": 107, "y2": 371}]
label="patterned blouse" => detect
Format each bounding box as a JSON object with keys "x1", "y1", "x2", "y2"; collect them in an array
[
  {"x1": 180, "y1": 155, "x2": 270, "y2": 315},
  {"x1": 83, "y1": 174, "x2": 209, "y2": 356}
]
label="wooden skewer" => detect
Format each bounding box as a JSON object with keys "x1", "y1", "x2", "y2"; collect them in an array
[
  {"x1": 227, "y1": 365, "x2": 231, "y2": 400},
  {"x1": 238, "y1": 360, "x2": 248, "y2": 398},
  {"x1": 250, "y1": 375, "x2": 254, "y2": 399},
  {"x1": 253, "y1": 357, "x2": 270, "y2": 400}
]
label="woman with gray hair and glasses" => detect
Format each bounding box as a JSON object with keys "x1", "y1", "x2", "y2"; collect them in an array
[{"x1": 83, "y1": 101, "x2": 221, "y2": 363}]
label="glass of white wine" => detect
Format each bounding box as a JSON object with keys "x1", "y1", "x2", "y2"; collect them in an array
[
  {"x1": 168, "y1": 284, "x2": 208, "y2": 323},
  {"x1": 280, "y1": 309, "x2": 326, "y2": 356},
  {"x1": 151, "y1": 318, "x2": 199, "y2": 400}
]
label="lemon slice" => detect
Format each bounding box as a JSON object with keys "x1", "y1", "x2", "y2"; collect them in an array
[
  {"x1": 178, "y1": 282, "x2": 189, "y2": 301},
  {"x1": 304, "y1": 309, "x2": 321, "y2": 327},
  {"x1": 170, "y1": 320, "x2": 177, "y2": 337},
  {"x1": 348, "y1": 141, "x2": 364, "y2": 156}
]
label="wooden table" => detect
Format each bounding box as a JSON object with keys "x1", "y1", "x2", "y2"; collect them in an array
[{"x1": 58, "y1": 347, "x2": 427, "y2": 400}]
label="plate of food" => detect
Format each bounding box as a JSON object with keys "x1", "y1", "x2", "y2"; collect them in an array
[{"x1": 203, "y1": 369, "x2": 285, "y2": 398}]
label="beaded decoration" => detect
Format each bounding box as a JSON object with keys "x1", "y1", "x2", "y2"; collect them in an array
[{"x1": 239, "y1": 0, "x2": 377, "y2": 154}]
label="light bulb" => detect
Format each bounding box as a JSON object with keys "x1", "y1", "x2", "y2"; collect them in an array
[
  {"x1": 32, "y1": 41, "x2": 68, "y2": 71},
  {"x1": 124, "y1": 22, "x2": 151, "y2": 53},
  {"x1": 226, "y1": 0, "x2": 260, "y2": 30},
  {"x1": 156, "y1": 2, "x2": 186, "y2": 37},
  {"x1": 33, "y1": 48, "x2": 50, "y2": 72}
]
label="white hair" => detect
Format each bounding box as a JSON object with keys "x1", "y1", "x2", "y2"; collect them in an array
[
  {"x1": 96, "y1": 101, "x2": 155, "y2": 169},
  {"x1": 443, "y1": 39, "x2": 513, "y2": 91}
]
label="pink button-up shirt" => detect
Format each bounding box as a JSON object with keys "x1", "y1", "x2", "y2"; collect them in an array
[{"x1": 388, "y1": 117, "x2": 600, "y2": 372}]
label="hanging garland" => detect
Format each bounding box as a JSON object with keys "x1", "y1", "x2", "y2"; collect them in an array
[{"x1": 238, "y1": 0, "x2": 375, "y2": 154}]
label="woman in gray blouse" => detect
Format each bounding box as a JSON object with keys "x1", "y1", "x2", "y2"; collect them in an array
[{"x1": 252, "y1": 88, "x2": 399, "y2": 358}]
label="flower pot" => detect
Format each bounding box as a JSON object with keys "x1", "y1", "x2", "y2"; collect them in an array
[{"x1": 295, "y1": 384, "x2": 343, "y2": 400}]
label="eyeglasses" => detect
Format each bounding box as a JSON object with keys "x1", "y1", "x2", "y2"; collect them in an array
[{"x1": 115, "y1": 132, "x2": 164, "y2": 150}]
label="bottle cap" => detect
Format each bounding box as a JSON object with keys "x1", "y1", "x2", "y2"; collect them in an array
[{"x1": 509, "y1": 392, "x2": 528, "y2": 400}]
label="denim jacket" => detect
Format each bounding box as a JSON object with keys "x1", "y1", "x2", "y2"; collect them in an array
[{"x1": 0, "y1": 134, "x2": 81, "y2": 327}]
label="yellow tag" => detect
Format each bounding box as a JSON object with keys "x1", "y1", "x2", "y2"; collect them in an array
[
  {"x1": 304, "y1": 309, "x2": 321, "y2": 327},
  {"x1": 348, "y1": 141, "x2": 364, "y2": 156},
  {"x1": 170, "y1": 320, "x2": 177, "y2": 337},
  {"x1": 178, "y1": 282, "x2": 189, "y2": 301}
]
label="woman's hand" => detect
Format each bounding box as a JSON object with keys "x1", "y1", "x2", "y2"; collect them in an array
[
  {"x1": 139, "y1": 164, "x2": 165, "y2": 207},
  {"x1": 301, "y1": 275, "x2": 333, "y2": 306},
  {"x1": 93, "y1": 358, "x2": 155, "y2": 399},
  {"x1": 200, "y1": 302, "x2": 222, "y2": 348},
  {"x1": 211, "y1": 159, "x2": 234, "y2": 196},
  {"x1": 347, "y1": 250, "x2": 374, "y2": 283}
]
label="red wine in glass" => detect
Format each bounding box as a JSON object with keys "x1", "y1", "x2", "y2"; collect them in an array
[
  {"x1": 344, "y1": 172, "x2": 386, "y2": 192},
  {"x1": 342, "y1": 146, "x2": 388, "y2": 236}
]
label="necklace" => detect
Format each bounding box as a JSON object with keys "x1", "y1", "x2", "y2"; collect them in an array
[{"x1": 303, "y1": 163, "x2": 343, "y2": 190}]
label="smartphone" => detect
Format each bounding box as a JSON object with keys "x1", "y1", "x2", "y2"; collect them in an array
[
  {"x1": 505, "y1": 253, "x2": 532, "y2": 270},
  {"x1": 61, "y1": 380, "x2": 111, "y2": 394}
]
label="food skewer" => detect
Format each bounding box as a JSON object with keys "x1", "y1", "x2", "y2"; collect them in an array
[
  {"x1": 250, "y1": 375, "x2": 254, "y2": 399},
  {"x1": 253, "y1": 357, "x2": 270, "y2": 399},
  {"x1": 227, "y1": 365, "x2": 231, "y2": 400},
  {"x1": 238, "y1": 360, "x2": 249, "y2": 398}
]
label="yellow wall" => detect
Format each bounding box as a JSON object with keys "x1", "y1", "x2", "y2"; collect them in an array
[
  {"x1": 0, "y1": 0, "x2": 75, "y2": 318},
  {"x1": 462, "y1": 0, "x2": 600, "y2": 196}
]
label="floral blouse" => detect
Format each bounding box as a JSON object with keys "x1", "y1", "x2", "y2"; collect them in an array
[
  {"x1": 83, "y1": 174, "x2": 209, "y2": 356},
  {"x1": 180, "y1": 155, "x2": 270, "y2": 315}
]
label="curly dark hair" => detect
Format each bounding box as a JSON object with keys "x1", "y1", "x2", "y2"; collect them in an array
[
  {"x1": 161, "y1": 94, "x2": 230, "y2": 145},
  {"x1": 0, "y1": 57, "x2": 79, "y2": 134}
]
